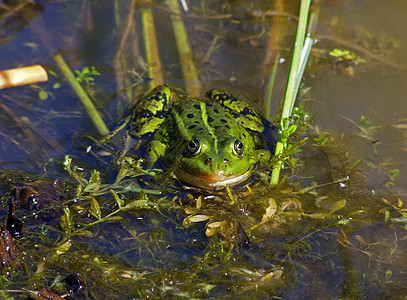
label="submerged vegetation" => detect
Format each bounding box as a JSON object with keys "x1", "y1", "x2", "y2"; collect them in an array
[{"x1": 0, "y1": 0, "x2": 406, "y2": 299}]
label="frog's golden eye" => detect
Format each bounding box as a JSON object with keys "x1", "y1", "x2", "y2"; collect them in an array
[
  {"x1": 185, "y1": 138, "x2": 201, "y2": 157},
  {"x1": 233, "y1": 139, "x2": 244, "y2": 156}
]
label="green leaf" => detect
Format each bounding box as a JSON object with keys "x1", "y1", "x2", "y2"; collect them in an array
[
  {"x1": 287, "y1": 124, "x2": 297, "y2": 136},
  {"x1": 90, "y1": 198, "x2": 102, "y2": 220},
  {"x1": 122, "y1": 199, "x2": 148, "y2": 210},
  {"x1": 116, "y1": 164, "x2": 130, "y2": 183},
  {"x1": 55, "y1": 239, "x2": 72, "y2": 256},
  {"x1": 304, "y1": 212, "x2": 329, "y2": 219},
  {"x1": 74, "y1": 66, "x2": 100, "y2": 84},
  {"x1": 63, "y1": 155, "x2": 72, "y2": 170},
  {"x1": 84, "y1": 171, "x2": 102, "y2": 192},
  {"x1": 360, "y1": 115, "x2": 371, "y2": 125},
  {"x1": 60, "y1": 206, "x2": 73, "y2": 236},
  {"x1": 183, "y1": 214, "x2": 212, "y2": 227},
  {"x1": 384, "y1": 210, "x2": 390, "y2": 222},
  {"x1": 313, "y1": 136, "x2": 328, "y2": 146},
  {"x1": 48, "y1": 70, "x2": 58, "y2": 77},
  {"x1": 384, "y1": 270, "x2": 392, "y2": 282},
  {"x1": 329, "y1": 48, "x2": 349, "y2": 58},
  {"x1": 75, "y1": 184, "x2": 83, "y2": 197},
  {"x1": 330, "y1": 199, "x2": 347, "y2": 213},
  {"x1": 110, "y1": 189, "x2": 124, "y2": 208},
  {"x1": 38, "y1": 89, "x2": 48, "y2": 100},
  {"x1": 388, "y1": 168, "x2": 400, "y2": 181}
]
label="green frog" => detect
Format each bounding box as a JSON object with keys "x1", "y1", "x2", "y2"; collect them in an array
[{"x1": 129, "y1": 85, "x2": 269, "y2": 190}]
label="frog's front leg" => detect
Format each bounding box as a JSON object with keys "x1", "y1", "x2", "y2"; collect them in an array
[
  {"x1": 130, "y1": 85, "x2": 173, "y2": 139},
  {"x1": 206, "y1": 89, "x2": 264, "y2": 132}
]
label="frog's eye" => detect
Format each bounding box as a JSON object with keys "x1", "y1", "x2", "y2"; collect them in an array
[
  {"x1": 233, "y1": 139, "x2": 244, "y2": 156},
  {"x1": 185, "y1": 138, "x2": 201, "y2": 157}
]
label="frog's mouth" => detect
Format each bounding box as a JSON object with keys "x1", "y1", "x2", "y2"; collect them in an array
[{"x1": 174, "y1": 167, "x2": 253, "y2": 190}]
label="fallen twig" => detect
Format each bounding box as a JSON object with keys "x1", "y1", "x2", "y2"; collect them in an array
[{"x1": 0, "y1": 65, "x2": 48, "y2": 90}]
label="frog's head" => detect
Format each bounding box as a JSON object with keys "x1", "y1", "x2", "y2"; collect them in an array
[{"x1": 174, "y1": 133, "x2": 257, "y2": 190}]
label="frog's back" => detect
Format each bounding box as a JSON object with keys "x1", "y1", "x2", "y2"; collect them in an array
[{"x1": 172, "y1": 98, "x2": 242, "y2": 138}]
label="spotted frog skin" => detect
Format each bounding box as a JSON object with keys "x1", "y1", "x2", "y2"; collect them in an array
[{"x1": 130, "y1": 85, "x2": 267, "y2": 190}]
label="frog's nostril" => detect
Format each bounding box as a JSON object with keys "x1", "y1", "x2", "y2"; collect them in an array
[
  {"x1": 224, "y1": 158, "x2": 229, "y2": 164},
  {"x1": 205, "y1": 158, "x2": 212, "y2": 165}
]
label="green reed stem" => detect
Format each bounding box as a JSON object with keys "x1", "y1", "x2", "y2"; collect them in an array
[
  {"x1": 270, "y1": 0, "x2": 311, "y2": 185},
  {"x1": 141, "y1": 7, "x2": 164, "y2": 91},
  {"x1": 167, "y1": 0, "x2": 200, "y2": 95},
  {"x1": 54, "y1": 54, "x2": 109, "y2": 136}
]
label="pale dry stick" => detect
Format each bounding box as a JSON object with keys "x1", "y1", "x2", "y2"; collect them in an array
[
  {"x1": 0, "y1": 65, "x2": 48, "y2": 90},
  {"x1": 114, "y1": 0, "x2": 138, "y2": 97},
  {"x1": 0, "y1": 66, "x2": 67, "y2": 154}
]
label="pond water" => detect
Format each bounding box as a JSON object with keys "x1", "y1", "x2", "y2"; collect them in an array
[{"x1": 0, "y1": 0, "x2": 407, "y2": 299}]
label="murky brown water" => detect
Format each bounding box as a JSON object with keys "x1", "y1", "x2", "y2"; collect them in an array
[{"x1": 312, "y1": 0, "x2": 407, "y2": 189}]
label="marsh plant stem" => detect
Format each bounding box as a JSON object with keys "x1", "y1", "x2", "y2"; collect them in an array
[
  {"x1": 167, "y1": 0, "x2": 200, "y2": 95},
  {"x1": 54, "y1": 54, "x2": 109, "y2": 136},
  {"x1": 270, "y1": 0, "x2": 311, "y2": 185},
  {"x1": 141, "y1": 7, "x2": 164, "y2": 90}
]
